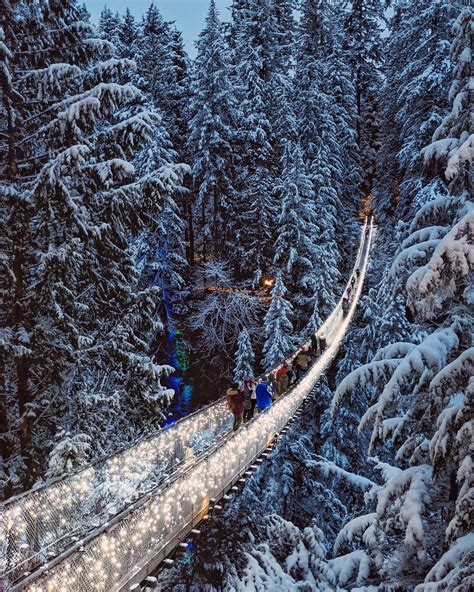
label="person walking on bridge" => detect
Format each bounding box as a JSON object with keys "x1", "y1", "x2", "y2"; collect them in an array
[
  {"x1": 243, "y1": 377, "x2": 256, "y2": 421},
  {"x1": 277, "y1": 367, "x2": 290, "y2": 397},
  {"x1": 342, "y1": 296, "x2": 350, "y2": 317},
  {"x1": 256, "y1": 376, "x2": 272, "y2": 411},
  {"x1": 276, "y1": 362, "x2": 289, "y2": 383},
  {"x1": 295, "y1": 349, "x2": 311, "y2": 378},
  {"x1": 227, "y1": 383, "x2": 246, "y2": 431}
]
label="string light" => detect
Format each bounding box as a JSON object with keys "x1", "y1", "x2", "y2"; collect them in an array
[{"x1": 6, "y1": 220, "x2": 373, "y2": 592}]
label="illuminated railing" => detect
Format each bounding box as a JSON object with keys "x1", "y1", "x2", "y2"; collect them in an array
[
  {"x1": 1, "y1": 220, "x2": 373, "y2": 592},
  {"x1": 1, "y1": 402, "x2": 232, "y2": 587}
]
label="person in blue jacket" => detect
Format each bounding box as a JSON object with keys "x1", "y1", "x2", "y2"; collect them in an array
[{"x1": 255, "y1": 376, "x2": 273, "y2": 411}]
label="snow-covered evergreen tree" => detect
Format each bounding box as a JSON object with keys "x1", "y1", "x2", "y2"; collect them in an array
[
  {"x1": 295, "y1": 0, "x2": 360, "y2": 290},
  {"x1": 331, "y1": 7, "x2": 473, "y2": 588},
  {"x1": 188, "y1": 0, "x2": 238, "y2": 260},
  {"x1": 262, "y1": 272, "x2": 294, "y2": 371},
  {"x1": 373, "y1": 0, "x2": 456, "y2": 223},
  {"x1": 227, "y1": 0, "x2": 279, "y2": 284},
  {"x1": 273, "y1": 142, "x2": 319, "y2": 329},
  {"x1": 97, "y1": 5, "x2": 121, "y2": 47},
  {"x1": 134, "y1": 3, "x2": 190, "y2": 155},
  {"x1": 117, "y1": 8, "x2": 139, "y2": 60},
  {"x1": 234, "y1": 328, "x2": 255, "y2": 382},
  {"x1": 343, "y1": 0, "x2": 384, "y2": 195},
  {"x1": 0, "y1": 0, "x2": 184, "y2": 493}
]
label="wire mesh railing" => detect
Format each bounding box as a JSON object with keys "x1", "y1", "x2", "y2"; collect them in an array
[
  {"x1": 1, "y1": 220, "x2": 373, "y2": 592},
  {"x1": 1, "y1": 400, "x2": 232, "y2": 587}
]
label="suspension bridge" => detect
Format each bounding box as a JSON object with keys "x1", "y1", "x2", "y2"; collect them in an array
[{"x1": 1, "y1": 219, "x2": 374, "y2": 592}]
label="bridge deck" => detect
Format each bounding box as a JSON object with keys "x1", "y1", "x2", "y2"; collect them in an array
[{"x1": 2, "y1": 220, "x2": 373, "y2": 592}]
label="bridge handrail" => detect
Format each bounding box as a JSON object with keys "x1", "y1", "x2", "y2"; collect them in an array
[
  {"x1": 14, "y1": 217, "x2": 374, "y2": 592},
  {"x1": 1, "y1": 219, "x2": 372, "y2": 589}
]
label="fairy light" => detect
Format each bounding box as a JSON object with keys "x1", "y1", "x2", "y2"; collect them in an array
[{"x1": 5, "y1": 221, "x2": 373, "y2": 592}]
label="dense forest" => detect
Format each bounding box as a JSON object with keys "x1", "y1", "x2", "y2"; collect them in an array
[
  {"x1": 158, "y1": 2, "x2": 473, "y2": 590},
  {"x1": 1, "y1": 0, "x2": 472, "y2": 589},
  {"x1": 1, "y1": 0, "x2": 364, "y2": 493}
]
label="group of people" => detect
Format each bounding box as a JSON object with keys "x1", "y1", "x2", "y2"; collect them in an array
[
  {"x1": 342, "y1": 268, "x2": 361, "y2": 316},
  {"x1": 226, "y1": 333, "x2": 326, "y2": 432}
]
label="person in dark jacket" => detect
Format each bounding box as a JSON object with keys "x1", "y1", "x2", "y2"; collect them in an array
[
  {"x1": 226, "y1": 383, "x2": 246, "y2": 431},
  {"x1": 255, "y1": 376, "x2": 272, "y2": 411},
  {"x1": 295, "y1": 350, "x2": 311, "y2": 377},
  {"x1": 243, "y1": 378, "x2": 256, "y2": 421},
  {"x1": 286, "y1": 364, "x2": 296, "y2": 386},
  {"x1": 342, "y1": 296, "x2": 350, "y2": 317}
]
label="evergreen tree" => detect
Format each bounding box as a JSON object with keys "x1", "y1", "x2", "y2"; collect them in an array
[
  {"x1": 133, "y1": 6, "x2": 191, "y2": 158},
  {"x1": 331, "y1": 7, "x2": 473, "y2": 588},
  {"x1": 227, "y1": 0, "x2": 280, "y2": 284},
  {"x1": 0, "y1": 0, "x2": 184, "y2": 493},
  {"x1": 273, "y1": 143, "x2": 319, "y2": 329},
  {"x1": 97, "y1": 5, "x2": 121, "y2": 47},
  {"x1": 343, "y1": 0, "x2": 384, "y2": 195},
  {"x1": 188, "y1": 0, "x2": 238, "y2": 260},
  {"x1": 373, "y1": 0, "x2": 455, "y2": 223},
  {"x1": 295, "y1": 0, "x2": 360, "y2": 279},
  {"x1": 117, "y1": 8, "x2": 139, "y2": 60},
  {"x1": 262, "y1": 272, "x2": 294, "y2": 371},
  {"x1": 234, "y1": 328, "x2": 255, "y2": 382},
  {"x1": 168, "y1": 27, "x2": 191, "y2": 154}
]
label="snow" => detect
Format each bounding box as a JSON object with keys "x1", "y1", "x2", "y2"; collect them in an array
[
  {"x1": 445, "y1": 132, "x2": 474, "y2": 179},
  {"x1": 371, "y1": 459, "x2": 402, "y2": 483},
  {"x1": 376, "y1": 464, "x2": 432, "y2": 551},
  {"x1": 406, "y1": 209, "x2": 474, "y2": 315},
  {"x1": 329, "y1": 550, "x2": 370, "y2": 586},
  {"x1": 310, "y1": 459, "x2": 376, "y2": 491},
  {"x1": 422, "y1": 137, "x2": 459, "y2": 163},
  {"x1": 358, "y1": 327, "x2": 459, "y2": 436},
  {"x1": 416, "y1": 532, "x2": 474, "y2": 591},
  {"x1": 333, "y1": 513, "x2": 377, "y2": 553}
]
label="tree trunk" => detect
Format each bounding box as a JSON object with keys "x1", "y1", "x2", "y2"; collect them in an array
[
  {"x1": 187, "y1": 197, "x2": 195, "y2": 266},
  {"x1": 12, "y1": 243, "x2": 34, "y2": 488},
  {"x1": 0, "y1": 363, "x2": 13, "y2": 500}
]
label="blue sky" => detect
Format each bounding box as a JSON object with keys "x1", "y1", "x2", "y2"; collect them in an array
[{"x1": 85, "y1": 0, "x2": 232, "y2": 56}]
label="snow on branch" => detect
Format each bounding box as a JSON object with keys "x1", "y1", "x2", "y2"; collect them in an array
[
  {"x1": 49, "y1": 96, "x2": 101, "y2": 141},
  {"x1": 54, "y1": 82, "x2": 141, "y2": 117},
  {"x1": 429, "y1": 347, "x2": 474, "y2": 398},
  {"x1": 331, "y1": 358, "x2": 400, "y2": 417},
  {"x1": 422, "y1": 137, "x2": 459, "y2": 166},
  {"x1": 308, "y1": 458, "x2": 376, "y2": 491},
  {"x1": 35, "y1": 144, "x2": 91, "y2": 189},
  {"x1": 376, "y1": 464, "x2": 432, "y2": 554},
  {"x1": 21, "y1": 63, "x2": 81, "y2": 95},
  {"x1": 107, "y1": 111, "x2": 160, "y2": 149},
  {"x1": 401, "y1": 226, "x2": 449, "y2": 251},
  {"x1": 90, "y1": 159, "x2": 135, "y2": 186},
  {"x1": 446, "y1": 133, "x2": 474, "y2": 180},
  {"x1": 329, "y1": 550, "x2": 371, "y2": 587},
  {"x1": 430, "y1": 392, "x2": 465, "y2": 472},
  {"x1": 372, "y1": 342, "x2": 417, "y2": 362},
  {"x1": 389, "y1": 239, "x2": 441, "y2": 283},
  {"x1": 86, "y1": 58, "x2": 136, "y2": 85},
  {"x1": 415, "y1": 532, "x2": 474, "y2": 591},
  {"x1": 359, "y1": 328, "x2": 459, "y2": 435},
  {"x1": 371, "y1": 459, "x2": 402, "y2": 483},
  {"x1": 406, "y1": 209, "x2": 474, "y2": 317},
  {"x1": 446, "y1": 452, "x2": 473, "y2": 544},
  {"x1": 333, "y1": 513, "x2": 378, "y2": 554},
  {"x1": 408, "y1": 195, "x2": 461, "y2": 236}
]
